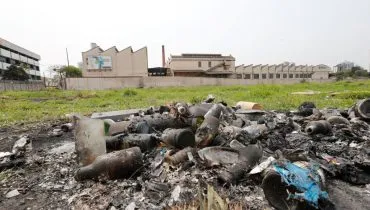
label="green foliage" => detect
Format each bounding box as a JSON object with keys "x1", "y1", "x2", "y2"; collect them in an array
[
  {"x1": 123, "y1": 89, "x2": 138, "y2": 97},
  {"x1": 2, "y1": 65, "x2": 29, "y2": 81},
  {"x1": 190, "y1": 96, "x2": 203, "y2": 104},
  {"x1": 60, "y1": 66, "x2": 82, "y2": 78},
  {"x1": 335, "y1": 65, "x2": 369, "y2": 80},
  {"x1": 354, "y1": 70, "x2": 369, "y2": 77},
  {"x1": 351, "y1": 66, "x2": 364, "y2": 73}
]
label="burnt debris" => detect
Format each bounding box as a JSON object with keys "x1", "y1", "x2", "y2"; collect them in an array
[{"x1": 2, "y1": 97, "x2": 370, "y2": 209}]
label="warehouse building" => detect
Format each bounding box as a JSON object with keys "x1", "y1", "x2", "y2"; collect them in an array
[
  {"x1": 166, "y1": 51, "x2": 330, "y2": 80},
  {"x1": 167, "y1": 53, "x2": 235, "y2": 77},
  {"x1": 81, "y1": 43, "x2": 148, "y2": 77},
  {"x1": 0, "y1": 37, "x2": 41, "y2": 80},
  {"x1": 235, "y1": 62, "x2": 331, "y2": 80}
]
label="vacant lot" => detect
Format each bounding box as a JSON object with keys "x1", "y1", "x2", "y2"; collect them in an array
[{"x1": 1, "y1": 80, "x2": 370, "y2": 126}]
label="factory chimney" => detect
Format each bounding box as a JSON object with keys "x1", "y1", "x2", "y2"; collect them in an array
[
  {"x1": 90, "y1": 43, "x2": 97, "y2": 49},
  {"x1": 162, "y1": 45, "x2": 166, "y2": 67}
]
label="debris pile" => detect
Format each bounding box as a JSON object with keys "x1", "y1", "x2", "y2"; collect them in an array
[{"x1": 1, "y1": 97, "x2": 370, "y2": 209}]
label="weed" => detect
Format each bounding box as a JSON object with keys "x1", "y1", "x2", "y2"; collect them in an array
[
  {"x1": 123, "y1": 89, "x2": 138, "y2": 97},
  {"x1": 190, "y1": 96, "x2": 203, "y2": 104}
]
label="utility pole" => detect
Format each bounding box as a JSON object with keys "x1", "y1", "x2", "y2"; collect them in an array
[{"x1": 66, "y1": 48, "x2": 70, "y2": 67}]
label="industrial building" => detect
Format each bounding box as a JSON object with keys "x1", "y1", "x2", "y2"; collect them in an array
[
  {"x1": 80, "y1": 44, "x2": 331, "y2": 81},
  {"x1": 165, "y1": 49, "x2": 330, "y2": 80},
  {"x1": 0, "y1": 37, "x2": 41, "y2": 80},
  {"x1": 167, "y1": 53, "x2": 236, "y2": 77},
  {"x1": 235, "y1": 62, "x2": 331, "y2": 80},
  {"x1": 81, "y1": 43, "x2": 148, "y2": 77}
]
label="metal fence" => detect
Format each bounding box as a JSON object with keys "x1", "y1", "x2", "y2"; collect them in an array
[{"x1": 0, "y1": 80, "x2": 45, "y2": 91}]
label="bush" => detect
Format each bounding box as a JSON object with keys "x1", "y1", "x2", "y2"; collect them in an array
[
  {"x1": 354, "y1": 70, "x2": 369, "y2": 77},
  {"x1": 123, "y1": 89, "x2": 138, "y2": 97}
]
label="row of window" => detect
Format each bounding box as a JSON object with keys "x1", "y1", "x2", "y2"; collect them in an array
[
  {"x1": 0, "y1": 56, "x2": 39, "y2": 70},
  {"x1": 245, "y1": 73, "x2": 311, "y2": 79},
  {"x1": 0, "y1": 47, "x2": 39, "y2": 65},
  {"x1": 198, "y1": 61, "x2": 212, "y2": 68}
]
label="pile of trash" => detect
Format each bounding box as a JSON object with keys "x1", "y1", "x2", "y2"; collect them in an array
[{"x1": 1, "y1": 96, "x2": 370, "y2": 209}]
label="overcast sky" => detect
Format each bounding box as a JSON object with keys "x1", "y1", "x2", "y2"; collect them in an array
[{"x1": 1, "y1": 0, "x2": 370, "y2": 72}]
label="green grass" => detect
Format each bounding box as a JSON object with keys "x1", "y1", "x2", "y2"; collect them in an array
[{"x1": 1, "y1": 80, "x2": 369, "y2": 126}]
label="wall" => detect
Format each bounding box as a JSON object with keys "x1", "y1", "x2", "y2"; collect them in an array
[
  {"x1": 66, "y1": 77, "x2": 334, "y2": 90},
  {"x1": 0, "y1": 80, "x2": 45, "y2": 91},
  {"x1": 82, "y1": 46, "x2": 148, "y2": 77}
]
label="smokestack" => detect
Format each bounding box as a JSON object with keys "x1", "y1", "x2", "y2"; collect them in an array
[
  {"x1": 90, "y1": 43, "x2": 97, "y2": 49},
  {"x1": 162, "y1": 45, "x2": 166, "y2": 68}
]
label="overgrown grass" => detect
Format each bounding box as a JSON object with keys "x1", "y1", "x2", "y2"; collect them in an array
[{"x1": 1, "y1": 80, "x2": 369, "y2": 126}]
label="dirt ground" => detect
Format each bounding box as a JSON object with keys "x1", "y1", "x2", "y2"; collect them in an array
[{"x1": 0, "y1": 121, "x2": 369, "y2": 210}]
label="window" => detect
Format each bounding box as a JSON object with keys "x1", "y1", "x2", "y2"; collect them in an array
[
  {"x1": 276, "y1": 74, "x2": 280, "y2": 79},
  {"x1": 295, "y1": 74, "x2": 299, "y2": 78},
  {"x1": 262, "y1": 74, "x2": 266, "y2": 79},
  {"x1": 269, "y1": 73, "x2": 274, "y2": 79},
  {"x1": 208, "y1": 61, "x2": 212, "y2": 67},
  {"x1": 0, "y1": 56, "x2": 6, "y2": 62},
  {"x1": 86, "y1": 58, "x2": 88, "y2": 65},
  {"x1": 198, "y1": 61, "x2": 202, "y2": 67},
  {"x1": 300, "y1": 74, "x2": 304, "y2": 78},
  {"x1": 223, "y1": 65, "x2": 227, "y2": 70},
  {"x1": 289, "y1": 74, "x2": 293, "y2": 78},
  {"x1": 283, "y1": 74, "x2": 287, "y2": 78},
  {"x1": 245, "y1": 74, "x2": 251, "y2": 79},
  {"x1": 253, "y1": 74, "x2": 259, "y2": 79}
]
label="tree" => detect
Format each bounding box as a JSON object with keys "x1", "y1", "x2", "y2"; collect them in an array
[
  {"x1": 351, "y1": 66, "x2": 364, "y2": 74},
  {"x1": 60, "y1": 66, "x2": 82, "y2": 78},
  {"x1": 354, "y1": 69, "x2": 369, "y2": 77},
  {"x1": 2, "y1": 64, "x2": 29, "y2": 81},
  {"x1": 335, "y1": 64, "x2": 369, "y2": 80}
]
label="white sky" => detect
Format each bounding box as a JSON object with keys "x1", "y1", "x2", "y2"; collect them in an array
[{"x1": 1, "y1": 0, "x2": 370, "y2": 73}]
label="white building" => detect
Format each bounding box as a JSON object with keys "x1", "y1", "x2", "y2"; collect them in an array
[
  {"x1": 235, "y1": 63, "x2": 331, "y2": 80},
  {"x1": 0, "y1": 37, "x2": 41, "y2": 80},
  {"x1": 167, "y1": 53, "x2": 235, "y2": 77}
]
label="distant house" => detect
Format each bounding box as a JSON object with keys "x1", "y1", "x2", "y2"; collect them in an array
[
  {"x1": 167, "y1": 53, "x2": 235, "y2": 77},
  {"x1": 81, "y1": 43, "x2": 148, "y2": 77}
]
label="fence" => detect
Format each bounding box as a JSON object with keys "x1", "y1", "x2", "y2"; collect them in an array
[
  {"x1": 0, "y1": 80, "x2": 45, "y2": 91},
  {"x1": 65, "y1": 77, "x2": 334, "y2": 90}
]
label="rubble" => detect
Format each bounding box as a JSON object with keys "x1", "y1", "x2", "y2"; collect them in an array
[
  {"x1": 75, "y1": 147, "x2": 143, "y2": 181},
  {"x1": 5, "y1": 189, "x2": 20, "y2": 198},
  {"x1": 1, "y1": 97, "x2": 370, "y2": 209},
  {"x1": 305, "y1": 120, "x2": 332, "y2": 135}
]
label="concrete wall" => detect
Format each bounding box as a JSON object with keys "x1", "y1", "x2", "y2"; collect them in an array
[
  {"x1": 66, "y1": 77, "x2": 334, "y2": 90},
  {"x1": 0, "y1": 80, "x2": 44, "y2": 91},
  {"x1": 82, "y1": 46, "x2": 148, "y2": 77}
]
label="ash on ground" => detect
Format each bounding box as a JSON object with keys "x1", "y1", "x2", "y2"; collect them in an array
[{"x1": 1, "y1": 98, "x2": 370, "y2": 210}]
